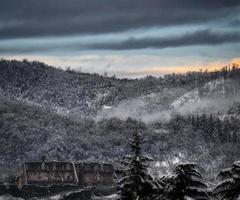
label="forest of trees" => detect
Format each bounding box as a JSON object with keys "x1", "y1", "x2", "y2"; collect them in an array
[
  {"x1": 117, "y1": 130, "x2": 240, "y2": 200},
  {"x1": 0, "y1": 59, "x2": 240, "y2": 119},
  {"x1": 0, "y1": 94, "x2": 240, "y2": 183}
]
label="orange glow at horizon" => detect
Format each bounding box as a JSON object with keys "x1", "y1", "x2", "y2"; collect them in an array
[
  {"x1": 119, "y1": 58, "x2": 240, "y2": 77},
  {"x1": 2, "y1": 55, "x2": 240, "y2": 78}
]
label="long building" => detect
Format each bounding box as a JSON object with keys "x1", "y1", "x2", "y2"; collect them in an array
[{"x1": 16, "y1": 157, "x2": 114, "y2": 188}]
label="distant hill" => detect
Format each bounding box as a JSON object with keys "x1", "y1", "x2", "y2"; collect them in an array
[
  {"x1": 1, "y1": 59, "x2": 239, "y2": 120},
  {"x1": 0, "y1": 59, "x2": 240, "y2": 180},
  {"x1": 97, "y1": 77, "x2": 240, "y2": 123},
  {"x1": 0, "y1": 94, "x2": 128, "y2": 167}
]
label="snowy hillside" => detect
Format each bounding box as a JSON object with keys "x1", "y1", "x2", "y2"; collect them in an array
[
  {"x1": 0, "y1": 196, "x2": 23, "y2": 200},
  {"x1": 97, "y1": 77, "x2": 240, "y2": 123},
  {"x1": 172, "y1": 78, "x2": 240, "y2": 108},
  {"x1": 0, "y1": 59, "x2": 219, "y2": 120},
  {"x1": 171, "y1": 89, "x2": 200, "y2": 108},
  {"x1": 0, "y1": 59, "x2": 240, "y2": 186}
]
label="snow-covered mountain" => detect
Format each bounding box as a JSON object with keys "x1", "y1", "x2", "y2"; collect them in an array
[
  {"x1": 5, "y1": 59, "x2": 236, "y2": 120},
  {"x1": 0, "y1": 59, "x2": 240, "y2": 180}
]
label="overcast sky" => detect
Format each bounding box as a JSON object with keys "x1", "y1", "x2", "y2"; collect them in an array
[{"x1": 1, "y1": 0, "x2": 240, "y2": 77}]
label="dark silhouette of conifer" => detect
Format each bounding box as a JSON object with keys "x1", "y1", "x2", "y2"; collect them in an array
[
  {"x1": 162, "y1": 163, "x2": 209, "y2": 200},
  {"x1": 214, "y1": 161, "x2": 240, "y2": 200},
  {"x1": 117, "y1": 130, "x2": 161, "y2": 200}
]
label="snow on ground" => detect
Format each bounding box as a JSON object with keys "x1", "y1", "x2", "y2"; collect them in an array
[
  {"x1": 171, "y1": 89, "x2": 200, "y2": 108},
  {"x1": 171, "y1": 78, "x2": 228, "y2": 109},
  {"x1": 103, "y1": 105, "x2": 112, "y2": 110},
  {"x1": 41, "y1": 195, "x2": 61, "y2": 200},
  {"x1": 95, "y1": 78, "x2": 240, "y2": 123},
  {"x1": 203, "y1": 77, "x2": 225, "y2": 98},
  {"x1": 0, "y1": 196, "x2": 24, "y2": 200},
  {"x1": 93, "y1": 194, "x2": 118, "y2": 200}
]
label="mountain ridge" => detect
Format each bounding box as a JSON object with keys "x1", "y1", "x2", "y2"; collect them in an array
[
  {"x1": 0, "y1": 59, "x2": 240, "y2": 179},
  {"x1": 1, "y1": 59, "x2": 238, "y2": 120}
]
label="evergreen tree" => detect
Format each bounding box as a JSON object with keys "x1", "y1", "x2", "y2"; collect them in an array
[
  {"x1": 163, "y1": 163, "x2": 209, "y2": 200},
  {"x1": 117, "y1": 130, "x2": 161, "y2": 200},
  {"x1": 206, "y1": 114, "x2": 215, "y2": 140},
  {"x1": 213, "y1": 161, "x2": 240, "y2": 200}
]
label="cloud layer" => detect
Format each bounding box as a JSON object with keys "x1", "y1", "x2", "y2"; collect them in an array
[
  {"x1": 0, "y1": 0, "x2": 239, "y2": 39},
  {"x1": 84, "y1": 30, "x2": 240, "y2": 50},
  {"x1": 1, "y1": 29, "x2": 240, "y2": 54}
]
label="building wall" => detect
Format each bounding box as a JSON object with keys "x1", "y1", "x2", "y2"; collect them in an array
[
  {"x1": 99, "y1": 172, "x2": 114, "y2": 186},
  {"x1": 81, "y1": 172, "x2": 98, "y2": 186},
  {"x1": 17, "y1": 161, "x2": 114, "y2": 187},
  {"x1": 26, "y1": 170, "x2": 75, "y2": 183},
  {"x1": 20, "y1": 162, "x2": 78, "y2": 186},
  {"x1": 76, "y1": 163, "x2": 114, "y2": 186}
]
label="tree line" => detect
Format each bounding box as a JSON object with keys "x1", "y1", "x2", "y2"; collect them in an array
[{"x1": 117, "y1": 130, "x2": 240, "y2": 200}]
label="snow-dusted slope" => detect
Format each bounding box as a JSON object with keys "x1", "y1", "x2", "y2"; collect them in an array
[
  {"x1": 171, "y1": 78, "x2": 240, "y2": 113},
  {"x1": 0, "y1": 196, "x2": 23, "y2": 200},
  {"x1": 171, "y1": 78, "x2": 228, "y2": 109},
  {"x1": 93, "y1": 194, "x2": 118, "y2": 200},
  {"x1": 171, "y1": 89, "x2": 200, "y2": 108},
  {"x1": 96, "y1": 87, "x2": 186, "y2": 123},
  {"x1": 98, "y1": 78, "x2": 240, "y2": 123}
]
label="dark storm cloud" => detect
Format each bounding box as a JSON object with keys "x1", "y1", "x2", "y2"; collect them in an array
[
  {"x1": 229, "y1": 19, "x2": 240, "y2": 26},
  {"x1": 1, "y1": 29, "x2": 240, "y2": 54},
  {"x1": 81, "y1": 30, "x2": 240, "y2": 50},
  {"x1": 0, "y1": 0, "x2": 239, "y2": 39}
]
